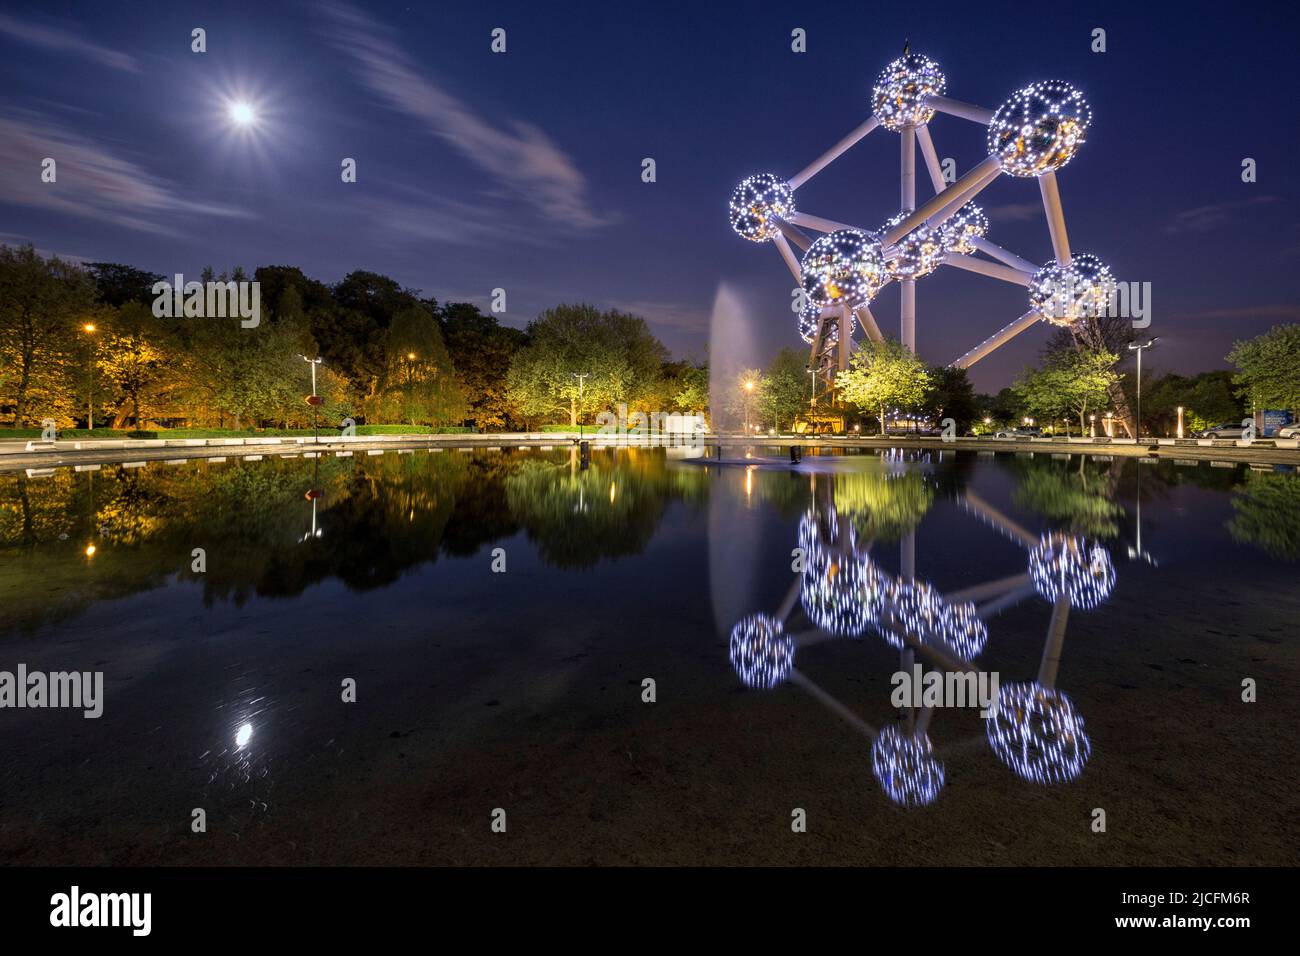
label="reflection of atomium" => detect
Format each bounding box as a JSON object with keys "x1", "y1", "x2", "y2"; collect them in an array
[
  {"x1": 1029, "y1": 532, "x2": 1116, "y2": 610},
  {"x1": 988, "y1": 80, "x2": 1091, "y2": 178},
  {"x1": 871, "y1": 724, "x2": 945, "y2": 807},
  {"x1": 986, "y1": 682, "x2": 1091, "y2": 784},
  {"x1": 728, "y1": 173, "x2": 795, "y2": 243},
  {"x1": 800, "y1": 229, "x2": 887, "y2": 309},
  {"x1": 728, "y1": 613, "x2": 795, "y2": 689},
  {"x1": 799, "y1": 509, "x2": 879, "y2": 637},
  {"x1": 1029, "y1": 253, "x2": 1117, "y2": 327},
  {"x1": 729, "y1": 50, "x2": 1111, "y2": 385}
]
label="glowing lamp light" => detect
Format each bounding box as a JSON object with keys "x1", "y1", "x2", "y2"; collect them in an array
[
  {"x1": 881, "y1": 214, "x2": 946, "y2": 279},
  {"x1": 988, "y1": 80, "x2": 1091, "y2": 177},
  {"x1": 84, "y1": 543, "x2": 96, "y2": 557},
  {"x1": 728, "y1": 173, "x2": 794, "y2": 242},
  {"x1": 986, "y1": 682, "x2": 1091, "y2": 784},
  {"x1": 800, "y1": 229, "x2": 887, "y2": 309},
  {"x1": 728, "y1": 614, "x2": 794, "y2": 689},
  {"x1": 871, "y1": 724, "x2": 945, "y2": 806}
]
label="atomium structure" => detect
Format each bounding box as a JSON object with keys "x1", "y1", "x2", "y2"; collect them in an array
[
  {"x1": 985, "y1": 682, "x2": 1092, "y2": 785},
  {"x1": 727, "y1": 49, "x2": 1111, "y2": 391}
]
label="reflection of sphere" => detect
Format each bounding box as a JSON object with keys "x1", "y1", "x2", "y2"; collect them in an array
[
  {"x1": 729, "y1": 613, "x2": 795, "y2": 689},
  {"x1": 986, "y1": 682, "x2": 1091, "y2": 784},
  {"x1": 875, "y1": 579, "x2": 943, "y2": 649},
  {"x1": 871, "y1": 724, "x2": 944, "y2": 806},
  {"x1": 729, "y1": 173, "x2": 794, "y2": 242},
  {"x1": 1029, "y1": 254, "x2": 1117, "y2": 327},
  {"x1": 801, "y1": 229, "x2": 887, "y2": 309},
  {"x1": 799, "y1": 510, "x2": 876, "y2": 637},
  {"x1": 938, "y1": 203, "x2": 989, "y2": 256},
  {"x1": 988, "y1": 80, "x2": 1091, "y2": 177},
  {"x1": 797, "y1": 299, "x2": 856, "y2": 346},
  {"x1": 934, "y1": 600, "x2": 989, "y2": 661},
  {"x1": 1029, "y1": 533, "x2": 1116, "y2": 610},
  {"x1": 871, "y1": 53, "x2": 946, "y2": 131},
  {"x1": 882, "y1": 214, "x2": 946, "y2": 279}
]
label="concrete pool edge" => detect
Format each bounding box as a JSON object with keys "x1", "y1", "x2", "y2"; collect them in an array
[{"x1": 2, "y1": 432, "x2": 1299, "y2": 472}]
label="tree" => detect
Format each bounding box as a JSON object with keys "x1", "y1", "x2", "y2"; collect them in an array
[
  {"x1": 1226, "y1": 324, "x2": 1300, "y2": 412},
  {"x1": 758, "y1": 348, "x2": 808, "y2": 431},
  {"x1": 505, "y1": 305, "x2": 667, "y2": 427},
  {"x1": 373, "y1": 306, "x2": 466, "y2": 426},
  {"x1": 924, "y1": 365, "x2": 978, "y2": 433},
  {"x1": 0, "y1": 244, "x2": 97, "y2": 427},
  {"x1": 442, "y1": 303, "x2": 526, "y2": 429},
  {"x1": 85, "y1": 262, "x2": 165, "y2": 308},
  {"x1": 834, "y1": 337, "x2": 932, "y2": 434},
  {"x1": 95, "y1": 302, "x2": 171, "y2": 428},
  {"x1": 1014, "y1": 348, "x2": 1119, "y2": 434},
  {"x1": 1044, "y1": 312, "x2": 1136, "y2": 435},
  {"x1": 666, "y1": 361, "x2": 709, "y2": 414}
]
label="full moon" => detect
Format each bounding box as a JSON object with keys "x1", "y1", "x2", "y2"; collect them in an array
[{"x1": 228, "y1": 101, "x2": 257, "y2": 127}]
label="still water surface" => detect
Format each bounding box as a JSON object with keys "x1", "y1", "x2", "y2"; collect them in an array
[{"x1": 1, "y1": 446, "x2": 1296, "y2": 864}]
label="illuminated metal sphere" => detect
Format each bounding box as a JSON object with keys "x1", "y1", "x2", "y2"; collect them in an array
[
  {"x1": 796, "y1": 299, "x2": 856, "y2": 346},
  {"x1": 882, "y1": 214, "x2": 946, "y2": 279},
  {"x1": 729, "y1": 613, "x2": 795, "y2": 689},
  {"x1": 871, "y1": 53, "x2": 947, "y2": 131},
  {"x1": 938, "y1": 203, "x2": 989, "y2": 255},
  {"x1": 871, "y1": 724, "x2": 944, "y2": 807},
  {"x1": 1028, "y1": 533, "x2": 1116, "y2": 610},
  {"x1": 728, "y1": 173, "x2": 794, "y2": 242},
  {"x1": 801, "y1": 229, "x2": 887, "y2": 309},
  {"x1": 988, "y1": 80, "x2": 1091, "y2": 177},
  {"x1": 798, "y1": 510, "x2": 873, "y2": 637},
  {"x1": 1028, "y1": 254, "x2": 1117, "y2": 327},
  {"x1": 986, "y1": 682, "x2": 1091, "y2": 785}
]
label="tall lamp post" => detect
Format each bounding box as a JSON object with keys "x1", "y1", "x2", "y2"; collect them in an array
[
  {"x1": 81, "y1": 323, "x2": 97, "y2": 431},
  {"x1": 1127, "y1": 336, "x2": 1159, "y2": 440},
  {"x1": 300, "y1": 354, "x2": 323, "y2": 443},
  {"x1": 743, "y1": 378, "x2": 756, "y2": 433},
  {"x1": 571, "y1": 372, "x2": 589, "y2": 439}
]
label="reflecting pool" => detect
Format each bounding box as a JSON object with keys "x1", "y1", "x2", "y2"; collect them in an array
[{"x1": 1, "y1": 446, "x2": 1297, "y2": 864}]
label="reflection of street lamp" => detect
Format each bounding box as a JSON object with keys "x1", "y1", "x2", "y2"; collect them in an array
[
  {"x1": 81, "y1": 323, "x2": 96, "y2": 431},
  {"x1": 1089, "y1": 413, "x2": 1096, "y2": 438},
  {"x1": 1128, "y1": 336, "x2": 1159, "y2": 439}
]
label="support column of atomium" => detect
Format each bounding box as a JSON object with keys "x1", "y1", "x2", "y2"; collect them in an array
[{"x1": 900, "y1": 124, "x2": 917, "y2": 353}]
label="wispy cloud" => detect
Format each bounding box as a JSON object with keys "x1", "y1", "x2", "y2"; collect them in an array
[
  {"x1": 352, "y1": 186, "x2": 553, "y2": 249},
  {"x1": 1166, "y1": 196, "x2": 1279, "y2": 234},
  {"x1": 0, "y1": 114, "x2": 251, "y2": 235},
  {"x1": 321, "y1": 2, "x2": 609, "y2": 230},
  {"x1": 0, "y1": 12, "x2": 140, "y2": 73}
]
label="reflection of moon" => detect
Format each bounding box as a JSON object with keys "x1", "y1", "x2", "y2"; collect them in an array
[
  {"x1": 986, "y1": 682, "x2": 1091, "y2": 784},
  {"x1": 871, "y1": 724, "x2": 944, "y2": 807}
]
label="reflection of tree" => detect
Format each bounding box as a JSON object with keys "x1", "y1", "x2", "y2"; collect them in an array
[
  {"x1": 504, "y1": 453, "x2": 673, "y2": 567},
  {"x1": 832, "y1": 470, "x2": 933, "y2": 542},
  {"x1": 1228, "y1": 471, "x2": 1300, "y2": 561},
  {"x1": 1009, "y1": 457, "x2": 1123, "y2": 538}
]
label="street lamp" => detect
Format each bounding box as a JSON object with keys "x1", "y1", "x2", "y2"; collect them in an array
[
  {"x1": 1128, "y1": 336, "x2": 1159, "y2": 440},
  {"x1": 299, "y1": 354, "x2": 324, "y2": 443},
  {"x1": 81, "y1": 323, "x2": 97, "y2": 431},
  {"x1": 571, "y1": 372, "x2": 590, "y2": 439},
  {"x1": 1176, "y1": 405, "x2": 1185, "y2": 440},
  {"x1": 743, "y1": 378, "x2": 756, "y2": 433}
]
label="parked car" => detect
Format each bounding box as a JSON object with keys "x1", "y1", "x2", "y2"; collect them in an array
[
  {"x1": 993, "y1": 427, "x2": 1042, "y2": 438},
  {"x1": 1193, "y1": 423, "x2": 1247, "y2": 439},
  {"x1": 1276, "y1": 423, "x2": 1300, "y2": 440}
]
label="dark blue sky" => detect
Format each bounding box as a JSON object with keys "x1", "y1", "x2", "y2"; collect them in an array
[{"x1": 2, "y1": 0, "x2": 1297, "y2": 391}]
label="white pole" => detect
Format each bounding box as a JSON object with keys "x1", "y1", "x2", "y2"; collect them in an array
[
  {"x1": 925, "y1": 94, "x2": 993, "y2": 125},
  {"x1": 914, "y1": 124, "x2": 948, "y2": 194},
  {"x1": 772, "y1": 232, "x2": 803, "y2": 282},
  {"x1": 942, "y1": 253, "x2": 1032, "y2": 286},
  {"x1": 773, "y1": 217, "x2": 812, "y2": 252},
  {"x1": 970, "y1": 236, "x2": 1039, "y2": 274},
  {"x1": 1037, "y1": 594, "x2": 1071, "y2": 687},
  {"x1": 901, "y1": 280, "x2": 916, "y2": 351},
  {"x1": 1039, "y1": 172, "x2": 1072, "y2": 265},
  {"x1": 900, "y1": 125, "x2": 917, "y2": 352},
  {"x1": 882, "y1": 155, "x2": 1001, "y2": 246},
  {"x1": 949, "y1": 310, "x2": 1043, "y2": 370},
  {"x1": 786, "y1": 211, "x2": 866, "y2": 234},
  {"x1": 789, "y1": 115, "x2": 881, "y2": 189},
  {"x1": 854, "y1": 305, "x2": 885, "y2": 344},
  {"x1": 838, "y1": 306, "x2": 851, "y2": 372}
]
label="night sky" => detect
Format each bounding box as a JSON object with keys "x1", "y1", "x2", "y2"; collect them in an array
[{"x1": 2, "y1": 0, "x2": 1297, "y2": 391}]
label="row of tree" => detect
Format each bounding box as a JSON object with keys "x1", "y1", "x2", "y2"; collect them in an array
[{"x1": 0, "y1": 245, "x2": 708, "y2": 431}]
